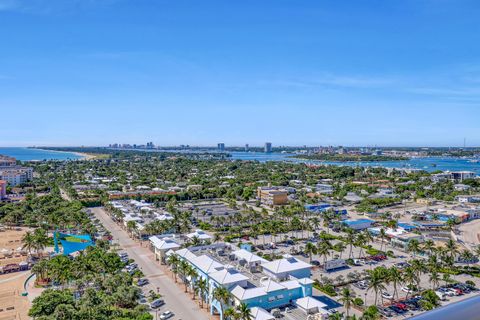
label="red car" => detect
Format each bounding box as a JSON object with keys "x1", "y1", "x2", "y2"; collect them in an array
[{"x1": 395, "y1": 303, "x2": 408, "y2": 310}]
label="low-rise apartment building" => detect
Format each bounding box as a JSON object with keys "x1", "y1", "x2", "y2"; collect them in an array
[
  {"x1": 257, "y1": 187, "x2": 289, "y2": 206},
  {"x1": 171, "y1": 244, "x2": 328, "y2": 320},
  {"x1": 0, "y1": 167, "x2": 33, "y2": 186}
]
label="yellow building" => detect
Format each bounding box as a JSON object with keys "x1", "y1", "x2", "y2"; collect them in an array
[{"x1": 257, "y1": 187, "x2": 288, "y2": 206}]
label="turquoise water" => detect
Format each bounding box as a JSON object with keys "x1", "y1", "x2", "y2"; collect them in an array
[
  {"x1": 4, "y1": 146, "x2": 477, "y2": 174},
  {"x1": 229, "y1": 152, "x2": 480, "y2": 174},
  {"x1": 0, "y1": 147, "x2": 83, "y2": 161}
]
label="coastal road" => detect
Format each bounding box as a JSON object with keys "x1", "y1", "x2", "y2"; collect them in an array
[{"x1": 91, "y1": 207, "x2": 210, "y2": 320}]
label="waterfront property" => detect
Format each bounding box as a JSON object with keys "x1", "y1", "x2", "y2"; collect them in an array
[{"x1": 0, "y1": 156, "x2": 33, "y2": 187}]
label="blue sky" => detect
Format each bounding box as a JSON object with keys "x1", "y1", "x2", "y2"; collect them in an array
[{"x1": 1, "y1": 0, "x2": 480, "y2": 147}]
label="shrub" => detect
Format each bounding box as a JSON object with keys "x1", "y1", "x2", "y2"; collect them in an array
[
  {"x1": 313, "y1": 283, "x2": 337, "y2": 297},
  {"x1": 366, "y1": 248, "x2": 382, "y2": 256},
  {"x1": 466, "y1": 280, "x2": 476, "y2": 287},
  {"x1": 353, "y1": 297, "x2": 364, "y2": 306}
]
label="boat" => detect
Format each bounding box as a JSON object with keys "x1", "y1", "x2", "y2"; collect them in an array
[{"x1": 431, "y1": 163, "x2": 437, "y2": 167}]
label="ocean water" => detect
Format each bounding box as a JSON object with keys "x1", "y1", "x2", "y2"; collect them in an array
[
  {"x1": 229, "y1": 152, "x2": 480, "y2": 174},
  {"x1": 3, "y1": 147, "x2": 477, "y2": 174},
  {"x1": 0, "y1": 147, "x2": 83, "y2": 161}
]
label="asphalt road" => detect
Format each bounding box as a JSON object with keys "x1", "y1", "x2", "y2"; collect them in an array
[{"x1": 91, "y1": 207, "x2": 210, "y2": 320}]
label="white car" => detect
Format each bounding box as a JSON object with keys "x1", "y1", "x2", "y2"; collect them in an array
[
  {"x1": 381, "y1": 291, "x2": 393, "y2": 299},
  {"x1": 160, "y1": 311, "x2": 174, "y2": 320},
  {"x1": 401, "y1": 286, "x2": 413, "y2": 293},
  {"x1": 435, "y1": 291, "x2": 447, "y2": 301}
]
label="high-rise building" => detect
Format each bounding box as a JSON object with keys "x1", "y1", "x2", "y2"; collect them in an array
[
  {"x1": 217, "y1": 143, "x2": 225, "y2": 151},
  {"x1": 245, "y1": 144, "x2": 249, "y2": 152},
  {"x1": 264, "y1": 142, "x2": 272, "y2": 153}
]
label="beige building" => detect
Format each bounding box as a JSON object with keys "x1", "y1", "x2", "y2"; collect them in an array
[{"x1": 257, "y1": 187, "x2": 288, "y2": 206}]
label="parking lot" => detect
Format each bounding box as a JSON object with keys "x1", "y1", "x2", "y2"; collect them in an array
[{"x1": 181, "y1": 201, "x2": 242, "y2": 223}]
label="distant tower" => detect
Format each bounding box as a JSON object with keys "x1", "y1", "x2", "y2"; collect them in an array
[
  {"x1": 217, "y1": 143, "x2": 225, "y2": 151},
  {"x1": 245, "y1": 144, "x2": 249, "y2": 152},
  {"x1": 264, "y1": 142, "x2": 272, "y2": 153}
]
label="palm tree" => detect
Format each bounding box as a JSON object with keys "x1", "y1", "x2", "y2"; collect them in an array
[
  {"x1": 442, "y1": 273, "x2": 452, "y2": 286},
  {"x1": 474, "y1": 245, "x2": 480, "y2": 261},
  {"x1": 429, "y1": 270, "x2": 440, "y2": 290},
  {"x1": 213, "y1": 286, "x2": 231, "y2": 320},
  {"x1": 388, "y1": 266, "x2": 402, "y2": 300},
  {"x1": 339, "y1": 287, "x2": 354, "y2": 318},
  {"x1": 317, "y1": 241, "x2": 331, "y2": 268},
  {"x1": 460, "y1": 249, "x2": 475, "y2": 266},
  {"x1": 407, "y1": 239, "x2": 421, "y2": 258},
  {"x1": 345, "y1": 229, "x2": 356, "y2": 259},
  {"x1": 197, "y1": 278, "x2": 208, "y2": 308},
  {"x1": 378, "y1": 228, "x2": 387, "y2": 252},
  {"x1": 33, "y1": 228, "x2": 49, "y2": 257},
  {"x1": 126, "y1": 220, "x2": 138, "y2": 238},
  {"x1": 333, "y1": 242, "x2": 346, "y2": 259},
  {"x1": 236, "y1": 302, "x2": 252, "y2": 320},
  {"x1": 355, "y1": 233, "x2": 366, "y2": 259},
  {"x1": 446, "y1": 218, "x2": 456, "y2": 233},
  {"x1": 445, "y1": 238, "x2": 458, "y2": 261},
  {"x1": 223, "y1": 307, "x2": 236, "y2": 320},
  {"x1": 167, "y1": 254, "x2": 180, "y2": 283},
  {"x1": 21, "y1": 231, "x2": 36, "y2": 256},
  {"x1": 403, "y1": 267, "x2": 419, "y2": 299},
  {"x1": 32, "y1": 259, "x2": 49, "y2": 283},
  {"x1": 305, "y1": 242, "x2": 317, "y2": 262},
  {"x1": 188, "y1": 267, "x2": 199, "y2": 298},
  {"x1": 367, "y1": 268, "x2": 386, "y2": 305},
  {"x1": 178, "y1": 260, "x2": 191, "y2": 293},
  {"x1": 328, "y1": 312, "x2": 343, "y2": 320},
  {"x1": 422, "y1": 239, "x2": 435, "y2": 256}
]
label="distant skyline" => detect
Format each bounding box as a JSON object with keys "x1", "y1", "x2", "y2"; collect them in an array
[{"x1": 1, "y1": 0, "x2": 480, "y2": 147}]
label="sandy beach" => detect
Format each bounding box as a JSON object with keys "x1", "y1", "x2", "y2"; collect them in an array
[{"x1": 72, "y1": 152, "x2": 97, "y2": 160}]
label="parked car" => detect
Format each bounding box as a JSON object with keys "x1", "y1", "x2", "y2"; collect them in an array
[
  {"x1": 310, "y1": 260, "x2": 320, "y2": 266},
  {"x1": 388, "y1": 305, "x2": 406, "y2": 315},
  {"x1": 150, "y1": 299, "x2": 165, "y2": 309},
  {"x1": 137, "y1": 278, "x2": 149, "y2": 286},
  {"x1": 435, "y1": 291, "x2": 447, "y2": 301},
  {"x1": 401, "y1": 286, "x2": 414, "y2": 293},
  {"x1": 353, "y1": 259, "x2": 364, "y2": 266},
  {"x1": 159, "y1": 311, "x2": 174, "y2": 319},
  {"x1": 381, "y1": 291, "x2": 393, "y2": 300},
  {"x1": 395, "y1": 302, "x2": 408, "y2": 311},
  {"x1": 378, "y1": 307, "x2": 393, "y2": 318}
]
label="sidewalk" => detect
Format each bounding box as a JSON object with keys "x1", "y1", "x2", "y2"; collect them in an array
[{"x1": 91, "y1": 207, "x2": 211, "y2": 320}]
